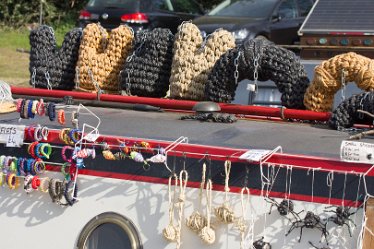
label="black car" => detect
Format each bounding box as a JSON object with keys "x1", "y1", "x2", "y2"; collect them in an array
[
  {"x1": 78, "y1": 0, "x2": 204, "y2": 33},
  {"x1": 193, "y1": 0, "x2": 315, "y2": 44}
]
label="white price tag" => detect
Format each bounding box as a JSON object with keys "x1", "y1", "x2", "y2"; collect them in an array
[
  {"x1": 239, "y1": 149, "x2": 272, "y2": 162},
  {"x1": 0, "y1": 124, "x2": 25, "y2": 147},
  {"x1": 340, "y1": 140, "x2": 374, "y2": 164}
]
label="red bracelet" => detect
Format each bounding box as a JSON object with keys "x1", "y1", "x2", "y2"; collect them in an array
[
  {"x1": 31, "y1": 176, "x2": 40, "y2": 189},
  {"x1": 28, "y1": 141, "x2": 39, "y2": 158},
  {"x1": 37, "y1": 99, "x2": 45, "y2": 116}
]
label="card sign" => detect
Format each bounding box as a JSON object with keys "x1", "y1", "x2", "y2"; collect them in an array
[
  {"x1": 239, "y1": 149, "x2": 272, "y2": 162},
  {"x1": 0, "y1": 124, "x2": 25, "y2": 147},
  {"x1": 340, "y1": 141, "x2": 374, "y2": 164}
]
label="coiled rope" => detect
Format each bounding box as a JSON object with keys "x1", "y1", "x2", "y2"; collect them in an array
[
  {"x1": 75, "y1": 23, "x2": 133, "y2": 93},
  {"x1": 304, "y1": 52, "x2": 374, "y2": 112},
  {"x1": 169, "y1": 22, "x2": 235, "y2": 100},
  {"x1": 329, "y1": 91, "x2": 374, "y2": 129},
  {"x1": 205, "y1": 37, "x2": 309, "y2": 109},
  {"x1": 29, "y1": 25, "x2": 82, "y2": 90},
  {"x1": 120, "y1": 28, "x2": 174, "y2": 97}
]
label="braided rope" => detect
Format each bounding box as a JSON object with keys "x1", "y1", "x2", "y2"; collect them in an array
[
  {"x1": 215, "y1": 160, "x2": 235, "y2": 224},
  {"x1": 176, "y1": 170, "x2": 188, "y2": 249},
  {"x1": 329, "y1": 91, "x2": 374, "y2": 129},
  {"x1": 304, "y1": 52, "x2": 374, "y2": 112},
  {"x1": 29, "y1": 25, "x2": 82, "y2": 90},
  {"x1": 205, "y1": 37, "x2": 309, "y2": 109},
  {"x1": 120, "y1": 28, "x2": 174, "y2": 97},
  {"x1": 163, "y1": 174, "x2": 179, "y2": 242},
  {"x1": 169, "y1": 23, "x2": 235, "y2": 100},
  {"x1": 75, "y1": 23, "x2": 133, "y2": 93},
  {"x1": 186, "y1": 162, "x2": 207, "y2": 232},
  {"x1": 199, "y1": 179, "x2": 216, "y2": 244}
]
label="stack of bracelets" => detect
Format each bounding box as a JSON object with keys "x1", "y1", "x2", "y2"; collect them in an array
[
  {"x1": 59, "y1": 128, "x2": 82, "y2": 145},
  {"x1": 27, "y1": 142, "x2": 53, "y2": 160},
  {"x1": 0, "y1": 155, "x2": 46, "y2": 176},
  {"x1": 27, "y1": 125, "x2": 49, "y2": 141},
  {"x1": 16, "y1": 98, "x2": 56, "y2": 121}
]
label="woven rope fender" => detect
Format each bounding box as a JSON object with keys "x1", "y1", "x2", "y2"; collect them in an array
[
  {"x1": 120, "y1": 28, "x2": 174, "y2": 97},
  {"x1": 329, "y1": 91, "x2": 374, "y2": 129},
  {"x1": 76, "y1": 23, "x2": 133, "y2": 93},
  {"x1": 169, "y1": 23, "x2": 235, "y2": 100},
  {"x1": 304, "y1": 52, "x2": 374, "y2": 112},
  {"x1": 29, "y1": 25, "x2": 82, "y2": 90},
  {"x1": 205, "y1": 37, "x2": 309, "y2": 109}
]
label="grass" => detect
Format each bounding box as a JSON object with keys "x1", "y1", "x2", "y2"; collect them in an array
[{"x1": 0, "y1": 23, "x2": 75, "y2": 87}]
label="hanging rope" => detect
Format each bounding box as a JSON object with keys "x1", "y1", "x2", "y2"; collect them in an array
[
  {"x1": 304, "y1": 52, "x2": 374, "y2": 112},
  {"x1": 215, "y1": 159, "x2": 236, "y2": 223},
  {"x1": 176, "y1": 169, "x2": 188, "y2": 249},
  {"x1": 186, "y1": 162, "x2": 207, "y2": 233},
  {"x1": 199, "y1": 179, "x2": 216, "y2": 244},
  {"x1": 163, "y1": 173, "x2": 179, "y2": 242}
]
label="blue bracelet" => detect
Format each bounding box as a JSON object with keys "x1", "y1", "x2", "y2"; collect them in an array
[
  {"x1": 48, "y1": 103, "x2": 56, "y2": 121},
  {"x1": 34, "y1": 143, "x2": 45, "y2": 159},
  {"x1": 27, "y1": 100, "x2": 35, "y2": 119}
]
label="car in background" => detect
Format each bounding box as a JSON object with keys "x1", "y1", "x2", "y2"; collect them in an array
[
  {"x1": 78, "y1": 0, "x2": 204, "y2": 33},
  {"x1": 193, "y1": 0, "x2": 315, "y2": 44}
]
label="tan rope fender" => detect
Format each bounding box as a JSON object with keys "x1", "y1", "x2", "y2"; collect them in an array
[
  {"x1": 304, "y1": 52, "x2": 374, "y2": 112},
  {"x1": 75, "y1": 23, "x2": 133, "y2": 93},
  {"x1": 169, "y1": 23, "x2": 235, "y2": 100}
]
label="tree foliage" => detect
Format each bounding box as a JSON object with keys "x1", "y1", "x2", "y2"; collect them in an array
[{"x1": 0, "y1": 0, "x2": 222, "y2": 28}]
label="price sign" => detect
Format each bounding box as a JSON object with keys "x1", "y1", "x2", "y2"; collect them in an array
[
  {"x1": 340, "y1": 140, "x2": 374, "y2": 164},
  {"x1": 239, "y1": 149, "x2": 272, "y2": 162},
  {"x1": 0, "y1": 124, "x2": 25, "y2": 147}
]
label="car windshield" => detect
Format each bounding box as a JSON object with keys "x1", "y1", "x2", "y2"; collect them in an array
[
  {"x1": 209, "y1": 0, "x2": 278, "y2": 18},
  {"x1": 87, "y1": 0, "x2": 137, "y2": 8}
]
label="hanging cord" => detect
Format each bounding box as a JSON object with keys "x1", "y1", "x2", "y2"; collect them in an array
[
  {"x1": 186, "y1": 162, "x2": 207, "y2": 233},
  {"x1": 307, "y1": 168, "x2": 317, "y2": 204},
  {"x1": 214, "y1": 159, "x2": 235, "y2": 223},
  {"x1": 341, "y1": 172, "x2": 348, "y2": 207},
  {"x1": 199, "y1": 179, "x2": 216, "y2": 244},
  {"x1": 176, "y1": 169, "x2": 188, "y2": 249},
  {"x1": 238, "y1": 185, "x2": 251, "y2": 249},
  {"x1": 353, "y1": 174, "x2": 363, "y2": 228},
  {"x1": 327, "y1": 171, "x2": 335, "y2": 205},
  {"x1": 163, "y1": 173, "x2": 179, "y2": 242}
]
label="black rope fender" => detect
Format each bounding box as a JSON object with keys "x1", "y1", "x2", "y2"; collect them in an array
[
  {"x1": 29, "y1": 25, "x2": 82, "y2": 90},
  {"x1": 120, "y1": 28, "x2": 174, "y2": 97},
  {"x1": 204, "y1": 38, "x2": 309, "y2": 109},
  {"x1": 329, "y1": 91, "x2": 374, "y2": 129}
]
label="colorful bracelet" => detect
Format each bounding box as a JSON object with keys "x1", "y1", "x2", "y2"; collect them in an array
[
  {"x1": 37, "y1": 99, "x2": 45, "y2": 116},
  {"x1": 0, "y1": 172, "x2": 4, "y2": 186},
  {"x1": 7, "y1": 173, "x2": 20, "y2": 190},
  {"x1": 31, "y1": 100, "x2": 38, "y2": 114},
  {"x1": 34, "y1": 160, "x2": 45, "y2": 174},
  {"x1": 40, "y1": 143, "x2": 52, "y2": 160},
  {"x1": 27, "y1": 100, "x2": 35, "y2": 119},
  {"x1": 23, "y1": 100, "x2": 30, "y2": 119},
  {"x1": 31, "y1": 175, "x2": 40, "y2": 189},
  {"x1": 39, "y1": 177, "x2": 50, "y2": 192},
  {"x1": 58, "y1": 109, "x2": 65, "y2": 125},
  {"x1": 61, "y1": 163, "x2": 71, "y2": 181},
  {"x1": 61, "y1": 146, "x2": 74, "y2": 163},
  {"x1": 34, "y1": 126, "x2": 43, "y2": 141},
  {"x1": 34, "y1": 143, "x2": 45, "y2": 159},
  {"x1": 24, "y1": 175, "x2": 34, "y2": 193},
  {"x1": 41, "y1": 126, "x2": 49, "y2": 140},
  {"x1": 16, "y1": 99, "x2": 23, "y2": 113},
  {"x1": 47, "y1": 102, "x2": 56, "y2": 121},
  {"x1": 68, "y1": 129, "x2": 81, "y2": 144}
]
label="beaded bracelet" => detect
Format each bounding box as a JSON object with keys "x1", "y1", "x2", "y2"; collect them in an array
[
  {"x1": 103, "y1": 150, "x2": 116, "y2": 160},
  {"x1": 34, "y1": 143, "x2": 45, "y2": 159},
  {"x1": 61, "y1": 162, "x2": 71, "y2": 181},
  {"x1": 48, "y1": 178, "x2": 65, "y2": 204},
  {"x1": 0, "y1": 172, "x2": 4, "y2": 186},
  {"x1": 40, "y1": 143, "x2": 52, "y2": 160},
  {"x1": 31, "y1": 176, "x2": 40, "y2": 189},
  {"x1": 17, "y1": 157, "x2": 25, "y2": 176},
  {"x1": 34, "y1": 160, "x2": 46, "y2": 174},
  {"x1": 41, "y1": 126, "x2": 49, "y2": 140},
  {"x1": 28, "y1": 141, "x2": 39, "y2": 158},
  {"x1": 64, "y1": 180, "x2": 78, "y2": 206},
  {"x1": 9, "y1": 158, "x2": 17, "y2": 172},
  {"x1": 37, "y1": 99, "x2": 45, "y2": 116},
  {"x1": 23, "y1": 100, "x2": 30, "y2": 119},
  {"x1": 58, "y1": 109, "x2": 65, "y2": 125},
  {"x1": 31, "y1": 100, "x2": 38, "y2": 114},
  {"x1": 68, "y1": 129, "x2": 81, "y2": 144},
  {"x1": 25, "y1": 159, "x2": 34, "y2": 175},
  {"x1": 16, "y1": 99, "x2": 23, "y2": 113},
  {"x1": 27, "y1": 100, "x2": 35, "y2": 119},
  {"x1": 39, "y1": 177, "x2": 50, "y2": 192},
  {"x1": 61, "y1": 146, "x2": 74, "y2": 163},
  {"x1": 24, "y1": 175, "x2": 34, "y2": 193},
  {"x1": 34, "y1": 126, "x2": 43, "y2": 141},
  {"x1": 7, "y1": 173, "x2": 20, "y2": 190},
  {"x1": 48, "y1": 102, "x2": 56, "y2": 121},
  {"x1": 3, "y1": 156, "x2": 11, "y2": 171},
  {"x1": 0, "y1": 155, "x2": 5, "y2": 170}
]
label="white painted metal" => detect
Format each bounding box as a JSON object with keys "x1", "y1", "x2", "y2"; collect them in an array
[{"x1": 0, "y1": 172, "x2": 362, "y2": 249}]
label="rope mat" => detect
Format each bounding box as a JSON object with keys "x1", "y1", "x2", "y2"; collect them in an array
[
  {"x1": 169, "y1": 23, "x2": 235, "y2": 100},
  {"x1": 205, "y1": 37, "x2": 309, "y2": 109},
  {"x1": 29, "y1": 25, "x2": 82, "y2": 90},
  {"x1": 120, "y1": 28, "x2": 174, "y2": 97},
  {"x1": 304, "y1": 52, "x2": 374, "y2": 112},
  {"x1": 75, "y1": 23, "x2": 133, "y2": 93}
]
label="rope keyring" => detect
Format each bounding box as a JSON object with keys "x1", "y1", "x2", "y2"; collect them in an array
[
  {"x1": 176, "y1": 169, "x2": 189, "y2": 249},
  {"x1": 186, "y1": 162, "x2": 208, "y2": 233},
  {"x1": 238, "y1": 187, "x2": 251, "y2": 249},
  {"x1": 163, "y1": 173, "x2": 179, "y2": 242},
  {"x1": 199, "y1": 179, "x2": 216, "y2": 244},
  {"x1": 215, "y1": 159, "x2": 236, "y2": 224}
]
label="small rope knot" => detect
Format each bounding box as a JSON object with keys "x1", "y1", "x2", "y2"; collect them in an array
[
  {"x1": 199, "y1": 226, "x2": 216, "y2": 244},
  {"x1": 163, "y1": 224, "x2": 178, "y2": 242},
  {"x1": 215, "y1": 204, "x2": 235, "y2": 224},
  {"x1": 186, "y1": 211, "x2": 207, "y2": 232}
]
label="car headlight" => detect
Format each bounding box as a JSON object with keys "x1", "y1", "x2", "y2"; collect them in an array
[{"x1": 232, "y1": 29, "x2": 249, "y2": 40}]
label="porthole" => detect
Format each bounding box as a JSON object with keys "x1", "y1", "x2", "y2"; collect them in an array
[{"x1": 76, "y1": 212, "x2": 143, "y2": 249}]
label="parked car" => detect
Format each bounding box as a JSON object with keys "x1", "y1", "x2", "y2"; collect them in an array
[
  {"x1": 78, "y1": 0, "x2": 204, "y2": 33},
  {"x1": 193, "y1": 0, "x2": 315, "y2": 44}
]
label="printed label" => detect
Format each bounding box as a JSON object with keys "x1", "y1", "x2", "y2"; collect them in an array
[{"x1": 239, "y1": 149, "x2": 272, "y2": 162}]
